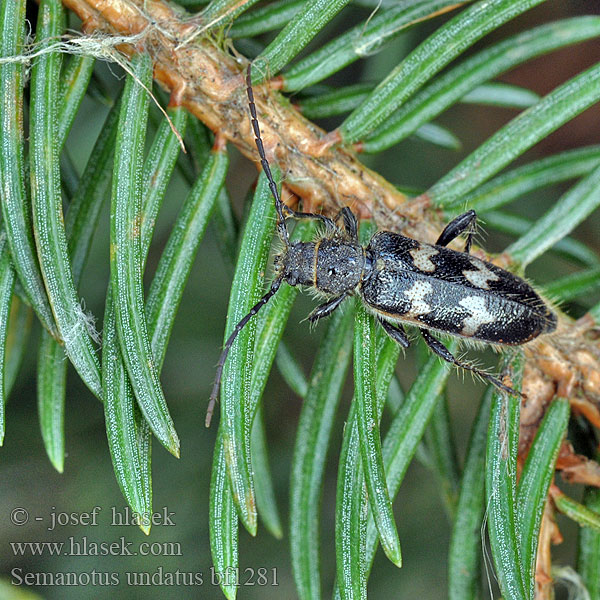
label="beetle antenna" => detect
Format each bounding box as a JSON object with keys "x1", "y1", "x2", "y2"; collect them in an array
[
  {"x1": 246, "y1": 63, "x2": 290, "y2": 247},
  {"x1": 206, "y1": 277, "x2": 283, "y2": 427},
  {"x1": 206, "y1": 65, "x2": 290, "y2": 427}
]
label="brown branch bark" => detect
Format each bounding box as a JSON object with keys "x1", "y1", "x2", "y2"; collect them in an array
[{"x1": 534, "y1": 498, "x2": 562, "y2": 600}]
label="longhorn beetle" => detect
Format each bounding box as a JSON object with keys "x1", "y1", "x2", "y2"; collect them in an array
[{"x1": 205, "y1": 64, "x2": 558, "y2": 426}]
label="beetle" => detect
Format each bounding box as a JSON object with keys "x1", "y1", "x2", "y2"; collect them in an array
[{"x1": 205, "y1": 64, "x2": 557, "y2": 426}]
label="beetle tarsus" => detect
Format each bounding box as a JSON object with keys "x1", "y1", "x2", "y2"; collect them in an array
[{"x1": 435, "y1": 209, "x2": 477, "y2": 253}]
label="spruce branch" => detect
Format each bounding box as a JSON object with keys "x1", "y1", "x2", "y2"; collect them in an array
[{"x1": 60, "y1": 0, "x2": 413, "y2": 226}]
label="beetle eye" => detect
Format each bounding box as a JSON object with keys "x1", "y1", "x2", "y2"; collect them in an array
[{"x1": 328, "y1": 268, "x2": 336, "y2": 277}]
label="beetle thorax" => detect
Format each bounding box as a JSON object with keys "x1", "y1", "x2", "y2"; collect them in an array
[
  {"x1": 277, "y1": 242, "x2": 316, "y2": 287},
  {"x1": 279, "y1": 239, "x2": 366, "y2": 295}
]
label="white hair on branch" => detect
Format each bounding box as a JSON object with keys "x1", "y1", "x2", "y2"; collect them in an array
[{"x1": 1, "y1": 27, "x2": 185, "y2": 149}]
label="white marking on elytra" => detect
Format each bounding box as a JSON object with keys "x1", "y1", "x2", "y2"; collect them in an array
[
  {"x1": 403, "y1": 281, "x2": 433, "y2": 316},
  {"x1": 459, "y1": 296, "x2": 495, "y2": 336},
  {"x1": 463, "y1": 259, "x2": 500, "y2": 290},
  {"x1": 409, "y1": 245, "x2": 438, "y2": 273}
]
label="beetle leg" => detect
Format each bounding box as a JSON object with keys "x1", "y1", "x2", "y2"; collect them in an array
[
  {"x1": 334, "y1": 207, "x2": 359, "y2": 241},
  {"x1": 378, "y1": 318, "x2": 410, "y2": 348},
  {"x1": 436, "y1": 210, "x2": 477, "y2": 253},
  {"x1": 281, "y1": 204, "x2": 358, "y2": 238},
  {"x1": 308, "y1": 293, "x2": 348, "y2": 323},
  {"x1": 283, "y1": 205, "x2": 336, "y2": 230},
  {"x1": 419, "y1": 328, "x2": 522, "y2": 397}
]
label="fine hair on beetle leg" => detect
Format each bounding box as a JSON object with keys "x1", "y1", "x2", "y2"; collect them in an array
[{"x1": 421, "y1": 329, "x2": 523, "y2": 398}]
